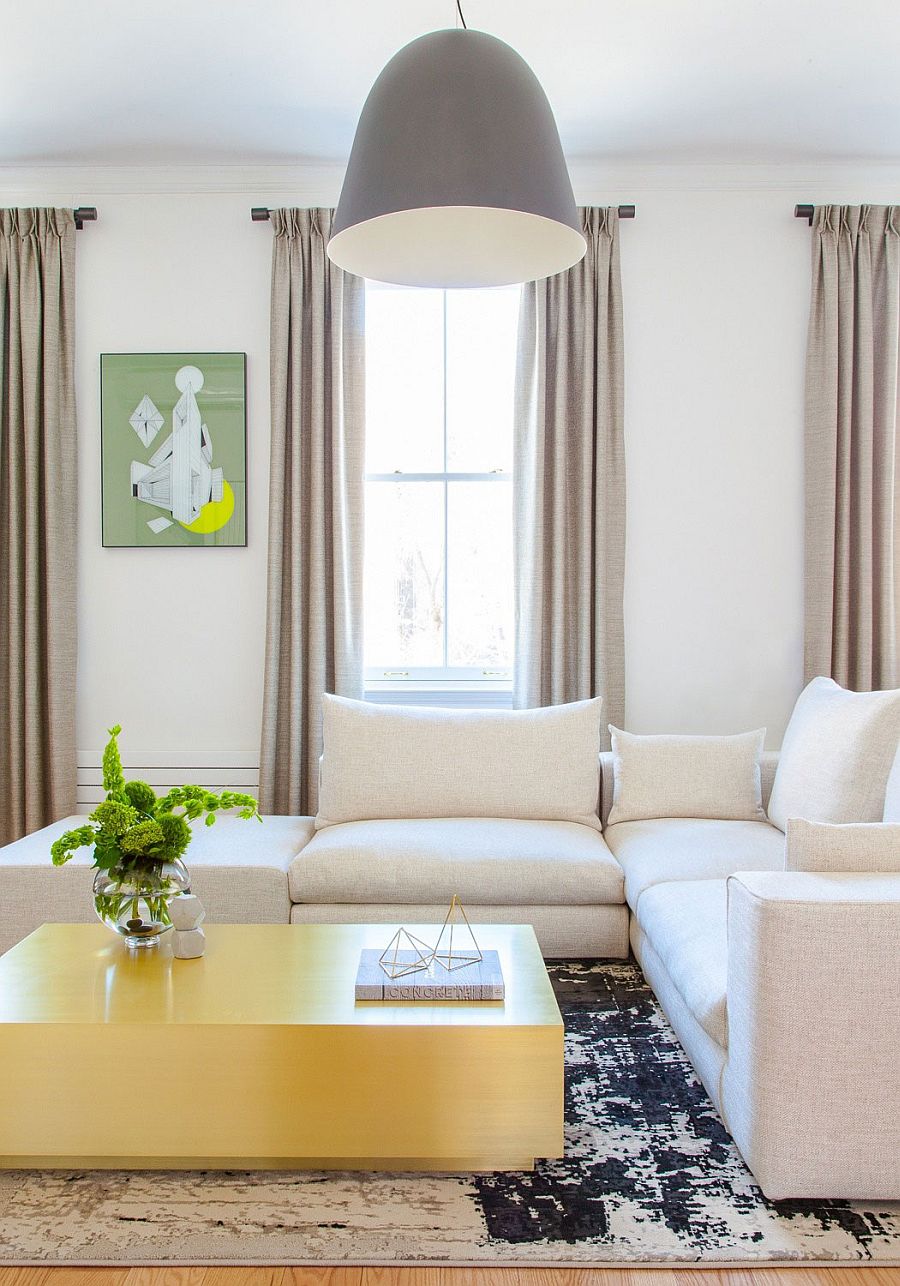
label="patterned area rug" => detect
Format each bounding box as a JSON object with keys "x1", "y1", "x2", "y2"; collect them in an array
[{"x1": 2, "y1": 960, "x2": 899, "y2": 1267}]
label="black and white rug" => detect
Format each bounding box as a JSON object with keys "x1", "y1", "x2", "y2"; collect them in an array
[{"x1": 2, "y1": 961, "x2": 899, "y2": 1266}]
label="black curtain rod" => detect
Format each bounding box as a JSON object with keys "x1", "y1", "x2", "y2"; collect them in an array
[
  {"x1": 252, "y1": 204, "x2": 637, "y2": 221},
  {"x1": 795, "y1": 204, "x2": 815, "y2": 224},
  {"x1": 74, "y1": 207, "x2": 97, "y2": 229}
]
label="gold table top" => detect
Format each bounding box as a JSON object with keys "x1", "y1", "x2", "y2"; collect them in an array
[{"x1": 0, "y1": 921, "x2": 563, "y2": 1030}]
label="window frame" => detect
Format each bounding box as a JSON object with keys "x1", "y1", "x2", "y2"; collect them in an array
[{"x1": 363, "y1": 285, "x2": 517, "y2": 694}]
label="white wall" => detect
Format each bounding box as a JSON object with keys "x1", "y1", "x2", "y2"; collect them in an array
[
  {"x1": 605, "y1": 165, "x2": 900, "y2": 742},
  {"x1": 2, "y1": 162, "x2": 899, "y2": 759}
]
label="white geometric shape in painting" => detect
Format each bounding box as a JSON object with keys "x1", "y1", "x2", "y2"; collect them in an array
[
  {"x1": 146, "y1": 516, "x2": 172, "y2": 534},
  {"x1": 130, "y1": 364, "x2": 225, "y2": 526},
  {"x1": 174, "y1": 365, "x2": 204, "y2": 394},
  {"x1": 129, "y1": 395, "x2": 164, "y2": 447}
]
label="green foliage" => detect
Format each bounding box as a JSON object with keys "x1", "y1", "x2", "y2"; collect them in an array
[
  {"x1": 119, "y1": 820, "x2": 166, "y2": 857},
  {"x1": 50, "y1": 724, "x2": 262, "y2": 873},
  {"x1": 51, "y1": 824, "x2": 98, "y2": 867},
  {"x1": 102, "y1": 724, "x2": 126, "y2": 797},
  {"x1": 92, "y1": 830, "x2": 126, "y2": 871},
  {"x1": 155, "y1": 812, "x2": 192, "y2": 862},
  {"x1": 122, "y1": 780, "x2": 157, "y2": 814},
  {"x1": 90, "y1": 799, "x2": 138, "y2": 837},
  {"x1": 156, "y1": 784, "x2": 261, "y2": 826}
]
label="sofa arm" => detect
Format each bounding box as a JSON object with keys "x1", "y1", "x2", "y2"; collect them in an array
[{"x1": 722, "y1": 870, "x2": 900, "y2": 1200}]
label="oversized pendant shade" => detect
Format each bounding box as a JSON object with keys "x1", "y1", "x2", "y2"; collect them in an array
[{"x1": 327, "y1": 28, "x2": 586, "y2": 288}]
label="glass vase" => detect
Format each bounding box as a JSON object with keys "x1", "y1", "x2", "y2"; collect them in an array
[{"x1": 93, "y1": 860, "x2": 191, "y2": 948}]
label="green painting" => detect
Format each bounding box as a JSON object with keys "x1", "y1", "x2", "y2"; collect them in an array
[{"x1": 101, "y1": 353, "x2": 247, "y2": 547}]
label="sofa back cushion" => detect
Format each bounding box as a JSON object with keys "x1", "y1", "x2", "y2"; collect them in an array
[
  {"x1": 884, "y1": 744, "x2": 900, "y2": 822},
  {"x1": 785, "y1": 818, "x2": 900, "y2": 873},
  {"x1": 605, "y1": 726, "x2": 767, "y2": 825},
  {"x1": 767, "y1": 677, "x2": 900, "y2": 831},
  {"x1": 316, "y1": 694, "x2": 603, "y2": 829}
]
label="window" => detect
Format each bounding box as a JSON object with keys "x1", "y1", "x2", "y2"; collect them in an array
[{"x1": 364, "y1": 283, "x2": 520, "y2": 697}]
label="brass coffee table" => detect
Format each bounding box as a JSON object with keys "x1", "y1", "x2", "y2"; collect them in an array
[{"x1": 0, "y1": 922, "x2": 564, "y2": 1171}]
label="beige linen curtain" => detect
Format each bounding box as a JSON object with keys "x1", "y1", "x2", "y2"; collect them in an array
[
  {"x1": 259, "y1": 209, "x2": 365, "y2": 815},
  {"x1": 513, "y1": 206, "x2": 626, "y2": 742},
  {"x1": 805, "y1": 205, "x2": 900, "y2": 691},
  {"x1": 0, "y1": 209, "x2": 77, "y2": 845}
]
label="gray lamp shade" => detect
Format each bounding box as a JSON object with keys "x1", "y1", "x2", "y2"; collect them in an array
[{"x1": 328, "y1": 28, "x2": 586, "y2": 288}]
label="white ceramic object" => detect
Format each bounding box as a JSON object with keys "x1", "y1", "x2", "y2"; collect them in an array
[
  {"x1": 172, "y1": 926, "x2": 206, "y2": 959},
  {"x1": 170, "y1": 893, "x2": 205, "y2": 931},
  {"x1": 171, "y1": 893, "x2": 207, "y2": 958}
]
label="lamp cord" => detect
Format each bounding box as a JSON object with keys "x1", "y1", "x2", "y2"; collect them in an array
[{"x1": 455, "y1": 0, "x2": 467, "y2": 28}]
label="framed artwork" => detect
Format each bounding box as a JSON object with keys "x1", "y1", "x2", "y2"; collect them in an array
[{"x1": 100, "y1": 352, "x2": 247, "y2": 547}]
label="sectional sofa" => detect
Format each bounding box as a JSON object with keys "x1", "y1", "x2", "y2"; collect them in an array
[{"x1": 1, "y1": 678, "x2": 899, "y2": 1202}]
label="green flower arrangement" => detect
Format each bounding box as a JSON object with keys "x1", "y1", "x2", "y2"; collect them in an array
[{"x1": 52, "y1": 725, "x2": 261, "y2": 939}]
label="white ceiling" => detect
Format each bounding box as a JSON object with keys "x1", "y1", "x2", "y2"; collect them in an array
[{"x1": 2, "y1": 0, "x2": 900, "y2": 166}]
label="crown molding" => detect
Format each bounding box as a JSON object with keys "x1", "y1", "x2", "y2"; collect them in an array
[
  {"x1": 1, "y1": 160, "x2": 899, "y2": 203},
  {"x1": 0, "y1": 163, "x2": 347, "y2": 200},
  {"x1": 567, "y1": 160, "x2": 900, "y2": 197}
]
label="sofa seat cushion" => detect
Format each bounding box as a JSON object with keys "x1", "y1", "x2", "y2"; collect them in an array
[
  {"x1": 635, "y1": 878, "x2": 729, "y2": 1048},
  {"x1": 289, "y1": 817, "x2": 625, "y2": 906},
  {"x1": 604, "y1": 817, "x2": 784, "y2": 908}
]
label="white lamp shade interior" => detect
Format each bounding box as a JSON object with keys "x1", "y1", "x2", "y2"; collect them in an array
[{"x1": 328, "y1": 205, "x2": 586, "y2": 288}]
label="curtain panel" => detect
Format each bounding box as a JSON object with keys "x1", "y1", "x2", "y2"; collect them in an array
[
  {"x1": 0, "y1": 208, "x2": 77, "y2": 845},
  {"x1": 513, "y1": 206, "x2": 626, "y2": 743},
  {"x1": 259, "y1": 208, "x2": 365, "y2": 815},
  {"x1": 805, "y1": 204, "x2": 900, "y2": 691}
]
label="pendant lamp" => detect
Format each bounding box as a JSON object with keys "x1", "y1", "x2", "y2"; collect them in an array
[{"x1": 327, "y1": 25, "x2": 585, "y2": 287}]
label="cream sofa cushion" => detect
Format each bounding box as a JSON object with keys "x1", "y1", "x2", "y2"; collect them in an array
[
  {"x1": 290, "y1": 817, "x2": 624, "y2": 906},
  {"x1": 600, "y1": 749, "x2": 780, "y2": 827},
  {"x1": 884, "y1": 744, "x2": 900, "y2": 822},
  {"x1": 316, "y1": 694, "x2": 603, "y2": 829},
  {"x1": 633, "y1": 878, "x2": 728, "y2": 1047},
  {"x1": 604, "y1": 817, "x2": 784, "y2": 908},
  {"x1": 607, "y1": 726, "x2": 766, "y2": 825},
  {"x1": 767, "y1": 677, "x2": 900, "y2": 831},
  {"x1": 785, "y1": 818, "x2": 900, "y2": 873}
]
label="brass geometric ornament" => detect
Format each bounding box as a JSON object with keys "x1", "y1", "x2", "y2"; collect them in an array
[
  {"x1": 432, "y1": 895, "x2": 483, "y2": 972},
  {"x1": 376, "y1": 895, "x2": 484, "y2": 979},
  {"x1": 378, "y1": 927, "x2": 435, "y2": 980}
]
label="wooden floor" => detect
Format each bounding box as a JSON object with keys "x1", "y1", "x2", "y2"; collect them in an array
[{"x1": 1, "y1": 1268, "x2": 899, "y2": 1285}]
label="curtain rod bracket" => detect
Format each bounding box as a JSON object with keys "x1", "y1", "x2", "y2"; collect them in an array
[
  {"x1": 73, "y1": 207, "x2": 97, "y2": 230},
  {"x1": 795, "y1": 204, "x2": 814, "y2": 225}
]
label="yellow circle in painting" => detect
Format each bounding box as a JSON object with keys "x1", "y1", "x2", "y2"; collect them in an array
[{"x1": 179, "y1": 480, "x2": 235, "y2": 534}]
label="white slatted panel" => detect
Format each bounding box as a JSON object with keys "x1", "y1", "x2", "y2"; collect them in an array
[{"x1": 76, "y1": 750, "x2": 259, "y2": 811}]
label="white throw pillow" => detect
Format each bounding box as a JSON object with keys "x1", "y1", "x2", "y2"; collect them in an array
[
  {"x1": 785, "y1": 818, "x2": 900, "y2": 873},
  {"x1": 767, "y1": 677, "x2": 900, "y2": 831},
  {"x1": 884, "y1": 744, "x2": 900, "y2": 822},
  {"x1": 605, "y1": 726, "x2": 766, "y2": 826},
  {"x1": 316, "y1": 694, "x2": 603, "y2": 830}
]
